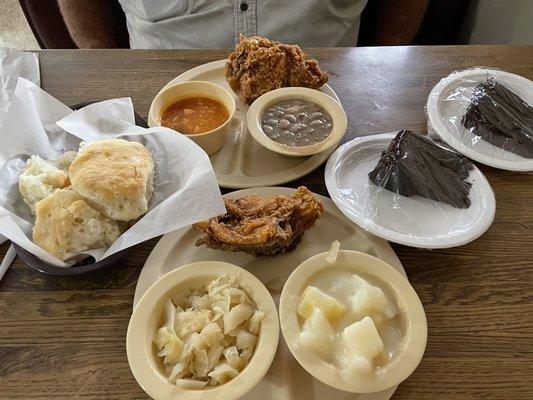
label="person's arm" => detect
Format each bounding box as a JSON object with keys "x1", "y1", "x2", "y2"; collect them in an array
[
  {"x1": 373, "y1": 0, "x2": 429, "y2": 45},
  {"x1": 57, "y1": 0, "x2": 117, "y2": 48}
]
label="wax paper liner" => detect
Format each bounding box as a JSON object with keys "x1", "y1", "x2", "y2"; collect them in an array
[
  {"x1": 0, "y1": 48, "x2": 40, "y2": 246},
  {"x1": 0, "y1": 78, "x2": 226, "y2": 267}
]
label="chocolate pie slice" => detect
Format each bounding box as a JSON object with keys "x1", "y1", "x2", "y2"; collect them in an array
[
  {"x1": 462, "y1": 79, "x2": 533, "y2": 158},
  {"x1": 368, "y1": 130, "x2": 474, "y2": 208}
]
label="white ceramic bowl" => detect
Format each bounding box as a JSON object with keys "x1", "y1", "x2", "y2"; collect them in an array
[
  {"x1": 127, "y1": 261, "x2": 279, "y2": 400},
  {"x1": 246, "y1": 87, "x2": 347, "y2": 157},
  {"x1": 148, "y1": 81, "x2": 236, "y2": 155},
  {"x1": 279, "y1": 250, "x2": 427, "y2": 393}
]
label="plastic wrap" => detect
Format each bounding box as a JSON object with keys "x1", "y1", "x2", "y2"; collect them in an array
[
  {"x1": 427, "y1": 67, "x2": 533, "y2": 171},
  {"x1": 368, "y1": 130, "x2": 474, "y2": 209},
  {"x1": 325, "y1": 131, "x2": 496, "y2": 249}
]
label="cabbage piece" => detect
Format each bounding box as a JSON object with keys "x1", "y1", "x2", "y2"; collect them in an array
[
  {"x1": 248, "y1": 310, "x2": 264, "y2": 335},
  {"x1": 163, "y1": 300, "x2": 177, "y2": 333},
  {"x1": 226, "y1": 326, "x2": 244, "y2": 337},
  {"x1": 240, "y1": 347, "x2": 253, "y2": 362},
  {"x1": 187, "y1": 332, "x2": 206, "y2": 351},
  {"x1": 207, "y1": 343, "x2": 224, "y2": 370},
  {"x1": 179, "y1": 334, "x2": 201, "y2": 363},
  {"x1": 208, "y1": 363, "x2": 239, "y2": 384},
  {"x1": 168, "y1": 362, "x2": 189, "y2": 383},
  {"x1": 174, "y1": 379, "x2": 208, "y2": 389},
  {"x1": 207, "y1": 275, "x2": 238, "y2": 295},
  {"x1": 190, "y1": 294, "x2": 211, "y2": 310},
  {"x1": 157, "y1": 333, "x2": 183, "y2": 365},
  {"x1": 153, "y1": 326, "x2": 174, "y2": 350},
  {"x1": 219, "y1": 335, "x2": 235, "y2": 348},
  {"x1": 236, "y1": 330, "x2": 257, "y2": 350},
  {"x1": 191, "y1": 348, "x2": 210, "y2": 377},
  {"x1": 223, "y1": 303, "x2": 253, "y2": 334},
  {"x1": 211, "y1": 289, "x2": 231, "y2": 316},
  {"x1": 223, "y1": 346, "x2": 242, "y2": 370},
  {"x1": 171, "y1": 293, "x2": 189, "y2": 310},
  {"x1": 228, "y1": 287, "x2": 251, "y2": 305},
  {"x1": 200, "y1": 322, "x2": 223, "y2": 347},
  {"x1": 175, "y1": 309, "x2": 211, "y2": 339}
]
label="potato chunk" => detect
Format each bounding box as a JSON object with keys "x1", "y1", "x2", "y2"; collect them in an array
[
  {"x1": 341, "y1": 316, "x2": 383, "y2": 373},
  {"x1": 299, "y1": 309, "x2": 335, "y2": 357},
  {"x1": 350, "y1": 278, "x2": 398, "y2": 319},
  {"x1": 298, "y1": 286, "x2": 346, "y2": 322}
]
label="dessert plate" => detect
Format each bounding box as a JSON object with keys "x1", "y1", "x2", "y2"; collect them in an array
[
  {"x1": 325, "y1": 132, "x2": 496, "y2": 248},
  {"x1": 427, "y1": 67, "x2": 533, "y2": 171},
  {"x1": 134, "y1": 186, "x2": 406, "y2": 400},
  {"x1": 148, "y1": 60, "x2": 341, "y2": 188}
]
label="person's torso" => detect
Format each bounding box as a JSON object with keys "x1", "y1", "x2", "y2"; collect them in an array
[{"x1": 118, "y1": 0, "x2": 368, "y2": 49}]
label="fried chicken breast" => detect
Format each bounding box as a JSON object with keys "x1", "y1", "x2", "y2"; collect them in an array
[
  {"x1": 225, "y1": 35, "x2": 328, "y2": 105},
  {"x1": 194, "y1": 187, "x2": 323, "y2": 256}
]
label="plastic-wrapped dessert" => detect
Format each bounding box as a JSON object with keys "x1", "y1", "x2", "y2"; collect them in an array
[
  {"x1": 368, "y1": 130, "x2": 474, "y2": 208},
  {"x1": 462, "y1": 79, "x2": 533, "y2": 158}
]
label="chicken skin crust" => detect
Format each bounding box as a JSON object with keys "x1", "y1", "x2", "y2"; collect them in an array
[
  {"x1": 194, "y1": 187, "x2": 323, "y2": 256},
  {"x1": 225, "y1": 35, "x2": 328, "y2": 105}
]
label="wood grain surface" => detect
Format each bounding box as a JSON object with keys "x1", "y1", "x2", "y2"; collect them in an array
[{"x1": 0, "y1": 46, "x2": 532, "y2": 399}]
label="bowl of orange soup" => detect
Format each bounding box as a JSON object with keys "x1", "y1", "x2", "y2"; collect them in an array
[{"x1": 149, "y1": 81, "x2": 236, "y2": 155}]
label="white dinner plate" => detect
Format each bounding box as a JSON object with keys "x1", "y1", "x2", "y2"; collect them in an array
[
  {"x1": 148, "y1": 60, "x2": 342, "y2": 188},
  {"x1": 134, "y1": 186, "x2": 407, "y2": 400},
  {"x1": 325, "y1": 132, "x2": 496, "y2": 248},
  {"x1": 427, "y1": 67, "x2": 533, "y2": 171}
]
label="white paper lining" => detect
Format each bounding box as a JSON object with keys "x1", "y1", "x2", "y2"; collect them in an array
[
  {"x1": 0, "y1": 78, "x2": 226, "y2": 267},
  {"x1": 0, "y1": 48, "x2": 39, "y2": 246}
]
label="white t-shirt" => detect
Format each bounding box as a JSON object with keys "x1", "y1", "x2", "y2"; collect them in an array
[{"x1": 118, "y1": 0, "x2": 368, "y2": 49}]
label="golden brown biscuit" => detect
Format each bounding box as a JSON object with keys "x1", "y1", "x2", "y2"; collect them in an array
[
  {"x1": 33, "y1": 188, "x2": 120, "y2": 261},
  {"x1": 69, "y1": 139, "x2": 155, "y2": 221}
]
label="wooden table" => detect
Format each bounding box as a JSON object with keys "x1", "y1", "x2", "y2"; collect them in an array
[{"x1": 0, "y1": 46, "x2": 532, "y2": 399}]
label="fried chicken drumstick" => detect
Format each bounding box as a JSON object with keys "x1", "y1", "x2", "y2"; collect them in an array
[
  {"x1": 194, "y1": 187, "x2": 323, "y2": 256},
  {"x1": 225, "y1": 35, "x2": 328, "y2": 105}
]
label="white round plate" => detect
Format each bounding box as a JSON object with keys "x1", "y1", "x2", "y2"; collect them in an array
[
  {"x1": 134, "y1": 186, "x2": 407, "y2": 400},
  {"x1": 149, "y1": 60, "x2": 342, "y2": 188},
  {"x1": 325, "y1": 132, "x2": 496, "y2": 249},
  {"x1": 427, "y1": 68, "x2": 533, "y2": 171}
]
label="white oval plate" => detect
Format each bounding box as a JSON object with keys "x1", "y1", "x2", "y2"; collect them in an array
[
  {"x1": 427, "y1": 68, "x2": 533, "y2": 171},
  {"x1": 148, "y1": 60, "x2": 341, "y2": 188},
  {"x1": 134, "y1": 186, "x2": 407, "y2": 400},
  {"x1": 325, "y1": 132, "x2": 496, "y2": 248}
]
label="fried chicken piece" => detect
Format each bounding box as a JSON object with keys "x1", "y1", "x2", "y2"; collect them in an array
[
  {"x1": 225, "y1": 35, "x2": 328, "y2": 105},
  {"x1": 194, "y1": 187, "x2": 323, "y2": 256}
]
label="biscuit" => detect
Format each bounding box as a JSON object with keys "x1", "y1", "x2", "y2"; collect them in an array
[
  {"x1": 32, "y1": 188, "x2": 120, "y2": 261},
  {"x1": 19, "y1": 155, "x2": 71, "y2": 214},
  {"x1": 69, "y1": 139, "x2": 154, "y2": 221}
]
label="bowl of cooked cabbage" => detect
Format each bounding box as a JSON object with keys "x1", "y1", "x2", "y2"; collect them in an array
[{"x1": 127, "y1": 261, "x2": 279, "y2": 400}]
